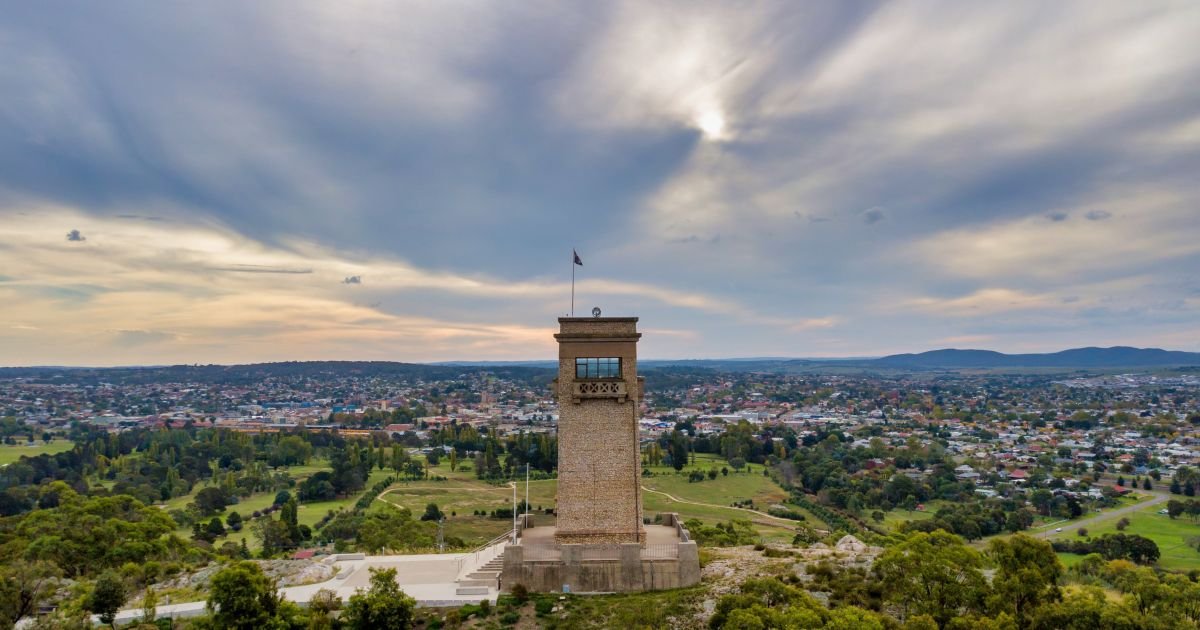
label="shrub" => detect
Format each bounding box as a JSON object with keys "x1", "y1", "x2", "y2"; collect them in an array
[
  {"x1": 510, "y1": 583, "x2": 529, "y2": 604},
  {"x1": 534, "y1": 599, "x2": 554, "y2": 616},
  {"x1": 500, "y1": 610, "x2": 520, "y2": 625},
  {"x1": 1077, "y1": 527, "x2": 1088, "y2": 537}
]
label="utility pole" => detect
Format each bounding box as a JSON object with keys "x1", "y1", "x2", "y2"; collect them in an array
[
  {"x1": 437, "y1": 517, "x2": 445, "y2": 553},
  {"x1": 511, "y1": 482, "x2": 518, "y2": 543},
  {"x1": 525, "y1": 462, "x2": 530, "y2": 521}
]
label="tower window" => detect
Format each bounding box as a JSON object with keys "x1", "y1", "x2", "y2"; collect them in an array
[{"x1": 575, "y1": 357, "x2": 621, "y2": 379}]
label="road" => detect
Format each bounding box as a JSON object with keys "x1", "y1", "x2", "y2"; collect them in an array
[{"x1": 1029, "y1": 491, "x2": 1169, "y2": 539}]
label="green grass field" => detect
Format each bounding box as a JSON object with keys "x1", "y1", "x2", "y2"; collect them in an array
[
  {"x1": 0, "y1": 441, "x2": 74, "y2": 465},
  {"x1": 1047, "y1": 500, "x2": 1200, "y2": 571},
  {"x1": 641, "y1": 465, "x2": 804, "y2": 543},
  {"x1": 170, "y1": 463, "x2": 395, "y2": 551},
  {"x1": 374, "y1": 454, "x2": 807, "y2": 547}
]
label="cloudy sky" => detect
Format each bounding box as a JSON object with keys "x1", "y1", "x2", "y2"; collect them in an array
[{"x1": 2, "y1": 1, "x2": 1199, "y2": 365}]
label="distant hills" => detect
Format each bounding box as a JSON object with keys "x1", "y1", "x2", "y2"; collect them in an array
[
  {"x1": 437, "y1": 347, "x2": 1200, "y2": 373},
  {"x1": 873, "y1": 346, "x2": 1200, "y2": 369},
  {"x1": 3, "y1": 347, "x2": 1198, "y2": 379}
]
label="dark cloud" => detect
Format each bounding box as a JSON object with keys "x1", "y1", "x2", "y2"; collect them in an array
[
  {"x1": 342, "y1": 275, "x2": 362, "y2": 284},
  {"x1": 115, "y1": 213, "x2": 168, "y2": 222},
  {"x1": 860, "y1": 207, "x2": 886, "y2": 225},
  {"x1": 1045, "y1": 212, "x2": 1069, "y2": 222},
  {"x1": 66, "y1": 229, "x2": 85, "y2": 241},
  {"x1": 667, "y1": 234, "x2": 720, "y2": 245},
  {"x1": 209, "y1": 264, "x2": 312, "y2": 274},
  {"x1": 1085, "y1": 210, "x2": 1112, "y2": 221}
]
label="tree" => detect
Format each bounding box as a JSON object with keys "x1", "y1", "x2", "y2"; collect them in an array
[
  {"x1": 0, "y1": 561, "x2": 60, "y2": 628},
  {"x1": 342, "y1": 567, "x2": 416, "y2": 629},
  {"x1": 253, "y1": 518, "x2": 292, "y2": 557},
  {"x1": 1168, "y1": 500, "x2": 1184, "y2": 519},
  {"x1": 280, "y1": 497, "x2": 301, "y2": 546},
  {"x1": 299, "y1": 471, "x2": 337, "y2": 501},
  {"x1": 420, "y1": 503, "x2": 443, "y2": 522},
  {"x1": 875, "y1": 530, "x2": 987, "y2": 629},
  {"x1": 141, "y1": 586, "x2": 158, "y2": 625},
  {"x1": 1116, "y1": 517, "x2": 1130, "y2": 531},
  {"x1": 273, "y1": 490, "x2": 292, "y2": 506},
  {"x1": 206, "y1": 516, "x2": 227, "y2": 539},
  {"x1": 87, "y1": 571, "x2": 126, "y2": 628},
  {"x1": 206, "y1": 561, "x2": 282, "y2": 630},
  {"x1": 668, "y1": 430, "x2": 688, "y2": 471},
  {"x1": 226, "y1": 510, "x2": 243, "y2": 531},
  {"x1": 307, "y1": 588, "x2": 342, "y2": 630},
  {"x1": 986, "y1": 534, "x2": 1063, "y2": 627},
  {"x1": 194, "y1": 487, "x2": 230, "y2": 515}
]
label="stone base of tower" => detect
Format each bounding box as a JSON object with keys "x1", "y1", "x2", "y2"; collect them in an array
[
  {"x1": 502, "y1": 514, "x2": 700, "y2": 594},
  {"x1": 553, "y1": 528, "x2": 645, "y2": 545}
]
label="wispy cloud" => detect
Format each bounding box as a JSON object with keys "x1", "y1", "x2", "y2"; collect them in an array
[{"x1": 1, "y1": 2, "x2": 1199, "y2": 360}]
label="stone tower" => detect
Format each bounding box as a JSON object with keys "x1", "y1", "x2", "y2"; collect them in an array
[{"x1": 553, "y1": 316, "x2": 645, "y2": 544}]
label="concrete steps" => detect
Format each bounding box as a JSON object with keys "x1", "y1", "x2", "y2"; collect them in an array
[{"x1": 455, "y1": 549, "x2": 505, "y2": 595}]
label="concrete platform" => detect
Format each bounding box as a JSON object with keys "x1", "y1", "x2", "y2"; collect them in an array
[
  {"x1": 82, "y1": 549, "x2": 508, "y2": 628},
  {"x1": 520, "y1": 523, "x2": 681, "y2": 547}
]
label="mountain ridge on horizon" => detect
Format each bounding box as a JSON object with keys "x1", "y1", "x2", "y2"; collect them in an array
[{"x1": 4, "y1": 346, "x2": 1200, "y2": 373}]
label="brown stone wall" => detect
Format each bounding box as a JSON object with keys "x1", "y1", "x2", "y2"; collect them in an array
[{"x1": 554, "y1": 317, "x2": 644, "y2": 544}]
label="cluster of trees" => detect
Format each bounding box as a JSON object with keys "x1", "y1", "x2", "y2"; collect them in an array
[
  {"x1": 713, "y1": 530, "x2": 1198, "y2": 630},
  {"x1": 1051, "y1": 533, "x2": 1161, "y2": 565},
  {"x1": 190, "y1": 561, "x2": 416, "y2": 629},
  {"x1": 902, "y1": 502, "x2": 1035, "y2": 540},
  {"x1": 468, "y1": 429, "x2": 558, "y2": 480},
  {"x1": 683, "y1": 518, "x2": 758, "y2": 546},
  {"x1": 312, "y1": 477, "x2": 439, "y2": 553},
  {"x1": 0, "y1": 425, "x2": 387, "y2": 519},
  {"x1": 1170, "y1": 466, "x2": 1200, "y2": 496},
  {"x1": 1166, "y1": 498, "x2": 1200, "y2": 520},
  {"x1": 3, "y1": 482, "x2": 187, "y2": 577}
]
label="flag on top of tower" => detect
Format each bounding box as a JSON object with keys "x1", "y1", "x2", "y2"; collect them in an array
[{"x1": 573, "y1": 250, "x2": 583, "y2": 266}]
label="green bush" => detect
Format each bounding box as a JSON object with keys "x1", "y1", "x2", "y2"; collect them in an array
[
  {"x1": 500, "y1": 610, "x2": 521, "y2": 625},
  {"x1": 535, "y1": 598, "x2": 554, "y2": 616}
]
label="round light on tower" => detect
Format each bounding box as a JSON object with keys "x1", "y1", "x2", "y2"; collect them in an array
[{"x1": 591, "y1": 307, "x2": 602, "y2": 318}]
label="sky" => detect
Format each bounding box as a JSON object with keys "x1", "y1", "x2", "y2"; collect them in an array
[{"x1": 2, "y1": 1, "x2": 1199, "y2": 366}]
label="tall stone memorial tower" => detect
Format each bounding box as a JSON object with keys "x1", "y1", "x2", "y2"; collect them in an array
[
  {"x1": 553, "y1": 316, "x2": 645, "y2": 544},
  {"x1": 500, "y1": 315, "x2": 699, "y2": 593}
]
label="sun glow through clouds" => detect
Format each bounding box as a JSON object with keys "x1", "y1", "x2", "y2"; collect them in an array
[{"x1": 696, "y1": 109, "x2": 726, "y2": 140}]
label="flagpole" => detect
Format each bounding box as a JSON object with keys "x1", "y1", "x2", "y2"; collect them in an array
[{"x1": 570, "y1": 250, "x2": 575, "y2": 317}]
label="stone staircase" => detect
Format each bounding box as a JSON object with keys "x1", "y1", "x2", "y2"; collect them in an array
[{"x1": 455, "y1": 549, "x2": 505, "y2": 596}]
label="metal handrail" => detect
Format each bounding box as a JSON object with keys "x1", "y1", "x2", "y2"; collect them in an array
[{"x1": 455, "y1": 529, "x2": 514, "y2": 578}]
